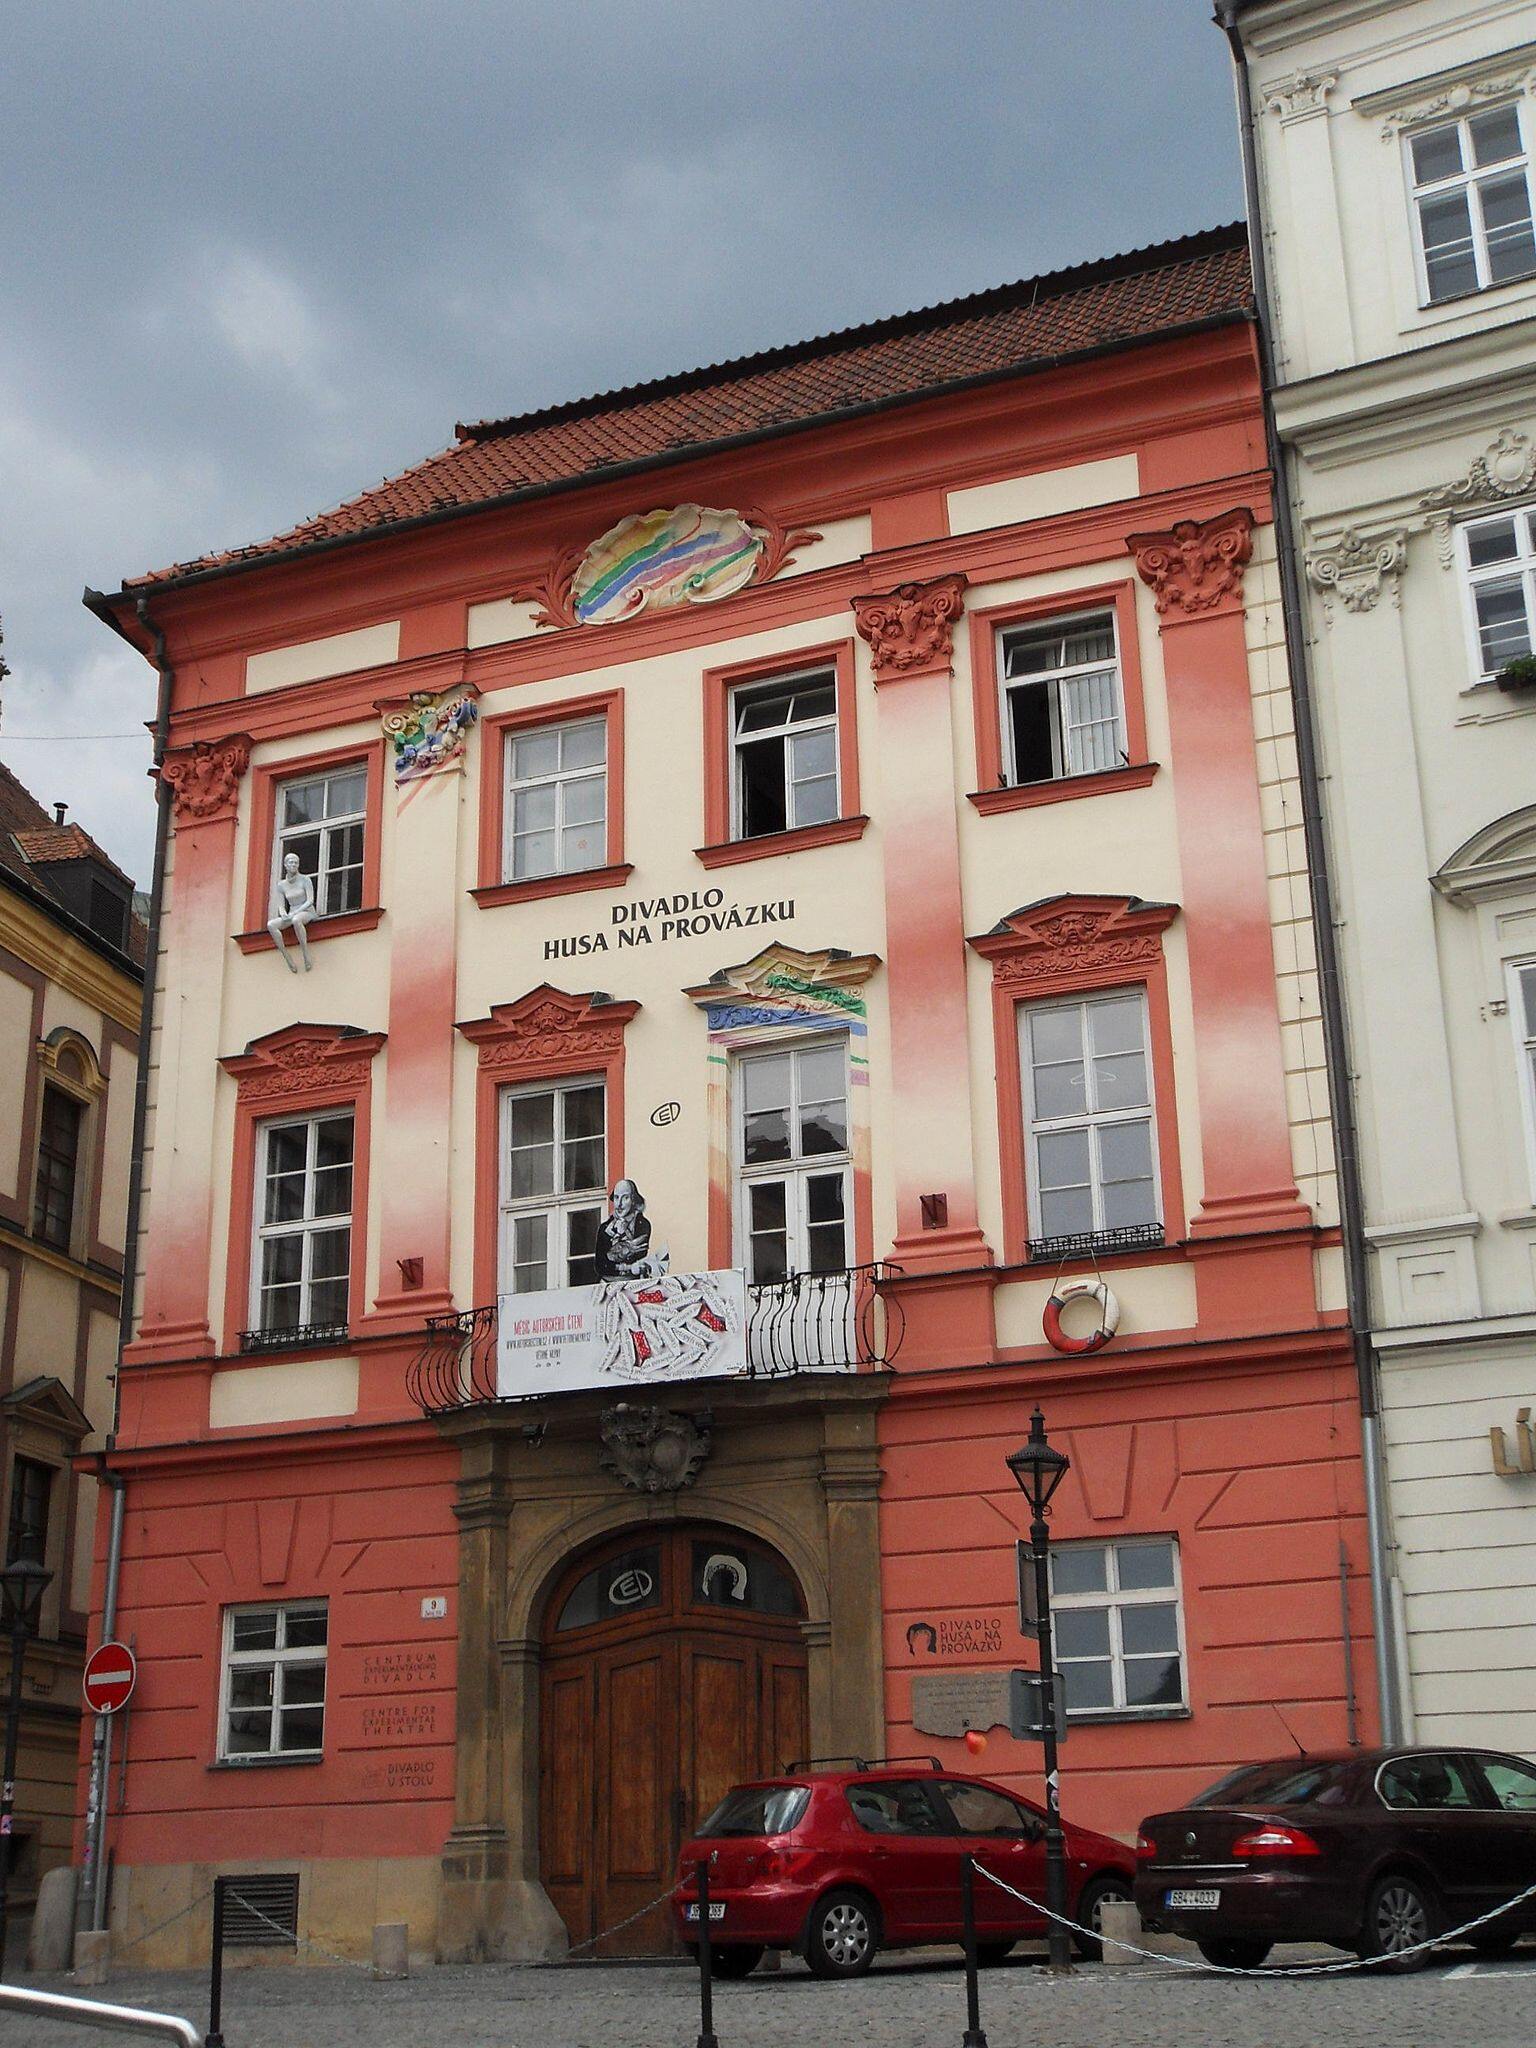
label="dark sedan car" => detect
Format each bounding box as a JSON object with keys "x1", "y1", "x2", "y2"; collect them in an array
[{"x1": 1136, "y1": 1746, "x2": 1536, "y2": 1970}]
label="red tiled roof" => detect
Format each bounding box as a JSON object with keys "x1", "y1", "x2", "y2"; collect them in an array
[
  {"x1": 125, "y1": 223, "x2": 1251, "y2": 591},
  {"x1": 0, "y1": 760, "x2": 146, "y2": 966},
  {"x1": 14, "y1": 822, "x2": 132, "y2": 884}
]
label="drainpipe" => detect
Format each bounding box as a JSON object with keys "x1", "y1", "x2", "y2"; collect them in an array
[
  {"x1": 79, "y1": 597, "x2": 177, "y2": 1933},
  {"x1": 1215, "y1": 2, "x2": 1405, "y2": 1744}
]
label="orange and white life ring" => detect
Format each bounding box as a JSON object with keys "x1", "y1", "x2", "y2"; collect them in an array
[{"x1": 1042, "y1": 1277, "x2": 1120, "y2": 1354}]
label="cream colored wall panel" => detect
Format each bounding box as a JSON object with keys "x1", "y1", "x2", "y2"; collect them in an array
[
  {"x1": 947, "y1": 455, "x2": 1139, "y2": 536},
  {"x1": 245, "y1": 622, "x2": 400, "y2": 694},
  {"x1": 1313, "y1": 1243, "x2": 1346, "y2": 1314},
  {"x1": 779, "y1": 515, "x2": 870, "y2": 576},
  {"x1": 1395, "y1": 1534, "x2": 1536, "y2": 1596},
  {"x1": 97, "y1": 1039, "x2": 136, "y2": 1256},
  {"x1": 1409, "y1": 1621, "x2": 1536, "y2": 1674},
  {"x1": 83, "y1": 1307, "x2": 117, "y2": 1448},
  {"x1": 1407, "y1": 1668, "x2": 1535, "y2": 1719},
  {"x1": 466, "y1": 596, "x2": 544, "y2": 649},
  {"x1": 209, "y1": 1356, "x2": 360, "y2": 1429},
  {"x1": 72, "y1": 1470, "x2": 97, "y2": 1613},
  {"x1": 0, "y1": 966, "x2": 34, "y2": 1201},
  {"x1": 13, "y1": 1262, "x2": 78, "y2": 1383},
  {"x1": 40, "y1": 982, "x2": 104, "y2": 1052},
  {"x1": 994, "y1": 1261, "x2": 1197, "y2": 1352}
]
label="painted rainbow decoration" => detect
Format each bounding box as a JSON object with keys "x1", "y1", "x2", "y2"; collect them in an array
[{"x1": 570, "y1": 505, "x2": 765, "y2": 625}]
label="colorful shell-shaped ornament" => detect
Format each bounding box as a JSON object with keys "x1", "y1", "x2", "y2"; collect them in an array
[{"x1": 571, "y1": 505, "x2": 765, "y2": 625}]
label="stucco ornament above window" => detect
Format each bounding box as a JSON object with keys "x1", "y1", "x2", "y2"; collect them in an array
[
  {"x1": 1305, "y1": 529, "x2": 1407, "y2": 618},
  {"x1": 1126, "y1": 508, "x2": 1253, "y2": 617},
  {"x1": 1264, "y1": 71, "x2": 1336, "y2": 121},
  {"x1": 381, "y1": 687, "x2": 478, "y2": 786},
  {"x1": 515, "y1": 505, "x2": 821, "y2": 630},
  {"x1": 1431, "y1": 803, "x2": 1536, "y2": 905},
  {"x1": 852, "y1": 572, "x2": 968, "y2": 680},
  {"x1": 159, "y1": 734, "x2": 252, "y2": 825},
  {"x1": 598, "y1": 1403, "x2": 712, "y2": 1494},
  {"x1": 684, "y1": 941, "x2": 880, "y2": 1036},
  {"x1": 1377, "y1": 67, "x2": 1536, "y2": 141},
  {"x1": 1421, "y1": 427, "x2": 1536, "y2": 565}
]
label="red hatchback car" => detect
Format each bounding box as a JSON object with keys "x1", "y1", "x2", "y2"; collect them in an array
[{"x1": 672, "y1": 1760, "x2": 1136, "y2": 1977}]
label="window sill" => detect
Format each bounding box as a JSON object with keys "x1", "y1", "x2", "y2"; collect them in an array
[
  {"x1": 209, "y1": 1753, "x2": 323, "y2": 1771},
  {"x1": 237, "y1": 1324, "x2": 353, "y2": 1358},
  {"x1": 471, "y1": 862, "x2": 634, "y2": 909},
  {"x1": 968, "y1": 763, "x2": 1158, "y2": 816},
  {"x1": 695, "y1": 815, "x2": 869, "y2": 868},
  {"x1": 1065, "y1": 1705, "x2": 1191, "y2": 1726},
  {"x1": 234, "y1": 907, "x2": 384, "y2": 954}
]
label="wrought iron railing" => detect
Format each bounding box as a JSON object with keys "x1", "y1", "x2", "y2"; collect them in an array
[
  {"x1": 238, "y1": 1320, "x2": 351, "y2": 1356},
  {"x1": 1024, "y1": 1223, "x2": 1165, "y2": 1265},
  {"x1": 406, "y1": 1263, "x2": 904, "y2": 1417}
]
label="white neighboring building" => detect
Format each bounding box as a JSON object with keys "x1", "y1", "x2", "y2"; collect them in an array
[{"x1": 1226, "y1": 0, "x2": 1536, "y2": 1751}]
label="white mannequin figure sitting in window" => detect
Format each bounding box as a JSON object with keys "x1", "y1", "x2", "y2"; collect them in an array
[{"x1": 268, "y1": 852, "x2": 317, "y2": 973}]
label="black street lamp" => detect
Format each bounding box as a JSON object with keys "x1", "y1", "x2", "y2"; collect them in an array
[
  {"x1": 0, "y1": 1542, "x2": 53, "y2": 1979},
  {"x1": 1006, "y1": 1406, "x2": 1072, "y2": 1973}
]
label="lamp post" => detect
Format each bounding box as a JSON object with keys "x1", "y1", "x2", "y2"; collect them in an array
[
  {"x1": 0, "y1": 1542, "x2": 53, "y2": 1979},
  {"x1": 1006, "y1": 1406, "x2": 1072, "y2": 1973}
]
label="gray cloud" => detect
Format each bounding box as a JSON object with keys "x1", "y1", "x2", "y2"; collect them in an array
[{"x1": 2, "y1": 1, "x2": 1242, "y2": 884}]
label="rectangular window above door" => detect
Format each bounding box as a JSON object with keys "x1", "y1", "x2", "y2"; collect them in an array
[
  {"x1": 732, "y1": 669, "x2": 839, "y2": 840},
  {"x1": 736, "y1": 1039, "x2": 850, "y2": 1283},
  {"x1": 499, "y1": 1076, "x2": 606, "y2": 1292},
  {"x1": 250, "y1": 1111, "x2": 354, "y2": 1342}
]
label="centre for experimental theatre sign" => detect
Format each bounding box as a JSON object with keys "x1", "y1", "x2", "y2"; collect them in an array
[{"x1": 544, "y1": 888, "x2": 796, "y2": 961}]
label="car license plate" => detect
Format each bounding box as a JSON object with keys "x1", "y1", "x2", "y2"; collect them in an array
[
  {"x1": 684, "y1": 1904, "x2": 726, "y2": 1922},
  {"x1": 1166, "y1": 1888, "x2": 1219, "y2": 1911}
]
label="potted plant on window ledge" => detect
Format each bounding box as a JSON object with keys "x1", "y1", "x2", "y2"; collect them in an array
[{"x1": 1494, "y1": 655, "x2": 1536, "y2": 694}]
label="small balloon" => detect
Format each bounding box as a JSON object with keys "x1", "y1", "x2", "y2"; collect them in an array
[{"x1": 964, "y1": 1728, "x2": 987, "y2": 1755}]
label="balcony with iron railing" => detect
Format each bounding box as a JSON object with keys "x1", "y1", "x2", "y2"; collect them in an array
[{"x1": 406, "y1": 1261, "x2": 903, "y2": 1417}]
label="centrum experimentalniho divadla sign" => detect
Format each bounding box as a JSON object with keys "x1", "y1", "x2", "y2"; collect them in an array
[{"x1": 497, "y1": 1271, "x2": 749, "y2": 1397}]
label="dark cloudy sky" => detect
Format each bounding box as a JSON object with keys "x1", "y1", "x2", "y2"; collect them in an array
[{"x1": 3, "y1": 2, "x2": 1243, "y2": 886}]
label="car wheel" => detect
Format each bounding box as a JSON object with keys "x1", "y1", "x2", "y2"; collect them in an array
[
  {"x1": 975, "y1": 1940, "x2": 1015, "y2": 1966},
  {"x1": 1358, "y1": 1873, "x2": 1439, "y2": 1973},
  {"x1": 1073, "y1": 1875, "x2": 1135, "y2": 1962},
  {"x1": 706, "y1": 1943, "x2": 765, "y2": 1978},
  {"x1": 803, "y1": 1889, "x2": 879, "y2": 1979},
  {"x1": 1196, "y1": 1937, "x2": 1272, "y2": 1971}
]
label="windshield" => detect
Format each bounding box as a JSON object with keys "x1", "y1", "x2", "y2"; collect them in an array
[
  {"x1": 696, "y1": 1784, "x2": 811, "y2": 1838},
  {"x1": 1189, "y1": 1761, "x2": 1353, "y2": 1809}
]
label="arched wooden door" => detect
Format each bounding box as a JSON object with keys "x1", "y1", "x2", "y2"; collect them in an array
[{"x1": 539, "y1": 1525, "x2": 809, "y2": 1955}]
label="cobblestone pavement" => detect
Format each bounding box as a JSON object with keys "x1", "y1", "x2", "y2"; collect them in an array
[{"x1": 9, "y1": 1944, "x2": 1536, "y2": 2048}]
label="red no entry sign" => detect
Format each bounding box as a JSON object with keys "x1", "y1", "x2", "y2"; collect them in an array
[{"x1": 82, "y1": 1641, "x2": 136, "y2": 1715}]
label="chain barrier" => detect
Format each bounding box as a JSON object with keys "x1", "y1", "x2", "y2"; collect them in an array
[
  {"x1": 564, "y1": 1883, "x2": 681, "y2": 1958},
  {"x1": 107, "y1": 1886, "x2": 217, "y2": 1961},
  {"x1": 973, "y1": 1858, "x2": 1536, "y2": 1976},
  {"x1": 220, "y1": 1893, "x2": 375, "y2": 1974}
]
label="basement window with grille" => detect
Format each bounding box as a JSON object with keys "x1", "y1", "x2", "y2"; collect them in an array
[{"x1": 219, "y1": 1873, "x2": 300, "y2": 1948}]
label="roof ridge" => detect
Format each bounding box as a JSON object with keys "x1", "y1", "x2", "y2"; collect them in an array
[{"x1": 455, "y1": 222, "x2": 1249, "y2": 443}]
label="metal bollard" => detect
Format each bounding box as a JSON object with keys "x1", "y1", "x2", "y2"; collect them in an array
[
  {"x1": 960, "y1": 1854, "x2": 988, "y2": 2048},
  {"x1": 695, "y1": 1859, "x2": 718, "y2": 2048},
  {"x1": 206, "y1": 1878, "x2": 227, "y2": 2048}
]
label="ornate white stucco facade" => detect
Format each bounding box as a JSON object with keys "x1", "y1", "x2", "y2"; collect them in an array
[{"x1": 1235, "y1": 0, "x2": 1536, "y2": 1748}]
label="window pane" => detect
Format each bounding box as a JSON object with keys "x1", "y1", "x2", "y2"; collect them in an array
[
  {"x1": 1479, "y1": 171, "x2": 1536, "y2": 282},
  {"x1": 1092, "y1": 1052, "x2": 1149, "y2": 1114},
  {"x1": 280, "y1": 780, "x2": 324, "y2": 827},
  {"x1": 515, "y1": 781, "x2": 558, "y2": 832},
  {"x1": 266, "y1": 1124, "x2": 309, "y2": 1178},
  {"x1": 1419, "y1": 190, "x2": 1479, "y2": 299},
  {"x1": 264, "y1": 1170, "x2": 306, "y2": 1225},
  {"x1": 1520, "y1": 964, "x2": 1536, "y2": 1039},
  {"x1": 1117, "y1": 1540, "x2": 1176, "y2": 1590},
  {"x1": 562, "y1": 771, "x2": 606, "y2": 827},
  {"x1": 281, "y1": 1662, "x2": 326, "y2": 1706},
  {"x1": 748, "y1": 1181, "x2": 789, "y2": 1284},
  {"x1": 805, "y1": 1173, "x2": 845, "y2": 1227},
  {"x1": 563, "y1": 1085, "x2": 604, "y2": 1140},
  {"x1": 1052, "y1": 1547, "x2": 1107, "y2": 1596},
  {"x1": 512, "y1": 830, "x2": 557, "y2": 880},
  {"x1": 800, "y1": 1098, "x2": 847, "y2": 1155},
  {"x1": 567, "y1": 1205, "x2": 601, "y2": 1285},
  {"x1": 508, "y1": 1142, "x2": 554, "y2": 1199},
  {"x1": 1121, "y1": 1604, "x2": 1179, "y2": 1657},
  {"x1": 261, "y1": 1234, "x2": 304, "y2": 1287},
  {"x1": 309, "y1": 1272, "x2": 349, "y2": 1329},
  {"x1": 1470, "y1": 105, "x2": 1523, "y2": 167},
  {"x1": 1060, "y1": 1660, "x2": 1114, "y2": 1711},
  {"x1": 735, "y1": 683, "x2": 796, "y2": 734},
  {"x1": 560, "y1": 719, "x2": 606, "y2": 772},
  {"x1": 563, "y1": 1137, "x2": 604, "y2": 1194},
  {"x1": 943, "y1": 1783, "x2": 1030, "y2": 1836},
  {"x1": 232, "y1": 1611, "x2": 278, "y2": 1652},
  {"x1": 1466, "y1": 516, "x2": 1520, "y2": 567},
  {"x1": 315, "y1": 1116, "x2": 353, "y2": 1168},
  {"x1": 1033, "y1": 1057, "x2": 1088, "y2": 1121},
  {"x1": 738, "y1": 736, "x2": 788, "y2": 838},
  {"x1": 312, "y1": 1164, "x2": 353, "y2": 1219},
  {"x1": 1037, "y1": 1127, "x2": 1090, "y2": 1193},
  {"x1": 743, "y1": 1054, "x2": 791, "y2": 1114},
  {"x1": 744, "y1": 1110, "x2": 791, "y2": 1164},
  {"x1": 225, "y1": 1712, "x2": 274, "y2": 1755},
  {"x1": 1475, "y1": 577, "x2": 1533, "y2": 668},
  {"x1": 1040, "y1": 1184, "x2": 1093, "y2": 1239},
  {"x1": 1089, "y1": 997, "x2": 1143, "y2": 1057},
  {"x1": 1482, "y1": 1759, "x2": 1536, "y2": 1810},
  {"x1": 1054, "y1": 1608, "x2": 1111, "y2": 1659},
  {"x1": 229, "y1": 1667, "x2": 274, "y2": 1709},
  {"x1": 560, "y1": 825, "x2": 603, "y2": 873},
  {"x1": 786, "y1": 680, "x2": 836, "y2": 723},
  {"x1": 512, "y1": 1213, "x2": 549, "y2": 1292},
  {"x1": 512, "y1": 729, "x2": 560, "y2": 780},
  {"x1": 309, "y1": 1227, "x2": 350, "y2": 1281},
  {"x1": 279, "y1": 1706, "x2": 325, "y2": 1752},
  {"x1": 282, "y1": 828, "x2": 322, "y2": 880},
  {"x1": 259, "y1": 1284, "x2": 303, "y2": 1332},
  {"x1": 1411, "y1": 122, "x2": 1463, "y2": 184},
  {"x1": 1030, "y1": 1006, "x2": 1083, "y2": 1065},
  {"x1": 1123, "y1": 1656, "x2": 1182, "y2": 1708},
  {"x1": 790, "y1": 725, "x2": 836, "y2": 781},
  {"x1": 1007, "y1": 680, "x2": 1057, "y2": 784},
  {"x1": 283, "y1": 1608, "x2": 327, "y2": 1648},
  {"x1": 509, "y1": 1091, "x2": 555, "y2": 1146},
  {"x1": 790, "y1": 774, "x2": 838, "y2": 828}
]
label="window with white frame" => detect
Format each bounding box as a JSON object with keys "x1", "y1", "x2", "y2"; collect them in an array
[
  {"x1": 273, "y1": 766, "x2": 367, "y2": 918},
  {"x1": 1051, "y1": 1538, "x2": 1186, "y2": 1716},
  {"x1": 732, "y1": 669, "x2": 839, "y2": 840},
  {"x1": 1020, "y1": 992, "x2": 1159, "y2": 1247},
  {"x1": 737, "y1": 1039, "x2": 849, "y2": 1284},
  {"x1": 1511, "y1": 961, "x2": 1536, "y2": 1196},
  {"x1": 998, "y1": 612, "x2": 1126, "y2": 787},
  {"x1": 1408, "y1": 103, "x2": 1536, "y2": 304},
  {"x1": 251, "y1": 1113, "x2": 353, "y2": 1337},
  {"x1": 219, "y1": 1601, "x2": 328, "y2": 1761},
  {"x1": 1460, "y1": 504, "x2": 1536, "y2": 681},
  {"x1": 499, "y1": 1077, "x2": 606, "y2": 1292},
  {"x1": 503, "y1": 717, "x2": 607, "y2": 882}
]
